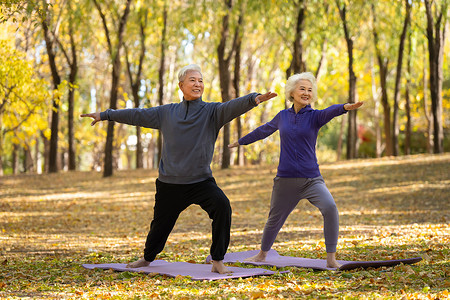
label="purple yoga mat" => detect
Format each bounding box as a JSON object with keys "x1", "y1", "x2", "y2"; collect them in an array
[
  {"x1": 82, "y1": 259, "x2": 285, "y2": 281},
  {"x1": 206, "y1": 250, "x2": 422, "y2": 271}
]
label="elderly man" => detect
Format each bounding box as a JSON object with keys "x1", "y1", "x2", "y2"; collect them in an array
[{"x1": 81, "y1": 64, "x2": 276, "y2": 273}]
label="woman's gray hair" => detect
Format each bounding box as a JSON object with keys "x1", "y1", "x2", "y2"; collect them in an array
[
  {"x1": 285, "y1": 72, "x2": 318, "y2": 102},
  {"x1": 178, "y1": 64, "x2": 202, "y2": 82}
]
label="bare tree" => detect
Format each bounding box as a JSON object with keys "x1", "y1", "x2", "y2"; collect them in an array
[
  {"x1": 93, "y1": 0, "x2": 132, "y2": 177},
  {"x1": 157, "y1": 2, "x2": 168, "y2": 165},
  {"x1": 423, "y1": 46, "x2": 433, "y2": 153},
  {"x1": 286, "y1": 0, "x2": 307, "y2": 79},
  {"x1": 392, "y1": 0, "x2": 411, "y2": 156},
  {"x1": 217, "y1": 0, "x2": 243, "y2": 169},
  {"x1": 40, "y1": 2, "x2": 62, "y2": 173},
  {"x1": 404, "y1": 29, "x2": 412, "y2": 155},
  {"x1": 424, "y1": 0, "x2": 447, "y2": 153},
  {"x1": 233, "y1": 7, "x2": 244, "y2": 166},
  {"x1": 336, "y1": 0, "x2": 358, "y2": 159},
  {"x1": 371, "y1": 3, "x2": 393, "y2": 157},
  {"x1": 125, "y1": 7, "x2": 148, "y2": 169}
]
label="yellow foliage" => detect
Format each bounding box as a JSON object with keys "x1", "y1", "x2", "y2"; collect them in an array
[
  {"x1": 0, "y1": 40, "x2": 49, "y2": 148},
  {"x1": 123, "y1": 92, "x2": 129, "y2": 102}
]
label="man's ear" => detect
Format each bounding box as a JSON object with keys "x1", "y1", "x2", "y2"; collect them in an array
[{"x1": 178, "y1": 81, "x2": 183, "y2": 91}]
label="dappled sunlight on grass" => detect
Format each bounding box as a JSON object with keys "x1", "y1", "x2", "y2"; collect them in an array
[
  {"x1": 321, "y1": 153, "x2": 450, "y2": 170},
  {"x1": 366, "y1": 180, "x2": 449, "y2": 196},
  {"x1": 1, "y1": 191, "x2": 109, "y2": 203}
]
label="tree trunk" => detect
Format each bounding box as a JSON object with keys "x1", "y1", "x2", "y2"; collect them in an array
[
  {"x1": 67, "y1": 23, "x2": 78, "y2": 171},
  {"x1": 103, "y1": 65, "x2": 119, "y2": 177},
  {"x1": 42, "y1": 13, "x2": 61, "y2": 173},
  {"x1": 285, "y1": 0, "x2": 306, "y2": 109},
  {"x1": 336, "y1": 1, "x2": 358, "y2": 159},
  {"x1": 0, "y1": 114, "x2": 3, "y2": 176},
  {"x1": 404, "y1": 81, "x2": 411, "y2": 155},
  {"x1": 290, "y1": 0, "x2": 306, "y2": 76},
  {"x1": 315, "y1": 3, "x2": 329, "y2": 81},
  {"x1": 67, "y1": 81, "x2": 76, "y2": 170},
  {"x1": 372, "y1": 4, "x2": 392, "y2": 156},
  {"x1": 424, "y1": 0, "x2": 447, "y2": 154},
  {"x1": 370, "y1": 57, "x2": 382, "y2": 158},
  {"x1": 315, "y1": 38, "x2": 327, "y2": 81},
  {"x1": 40, "y1": 130, "x2": 50, "y2": 172},
  {"x1": 217, "y1": 0, "x2": 232, "y2": 169},
  {"x1": 379, "y1": 64, "x2": 391, "y2": 156},
  {"x1": 233, "y1": 10, "x2": 243, "y2": 166},
  {"x1": 392, "y1": 0, "x2": 411, "y2": 156},
  {"x1": 157, "y1": 3, "x2": 167, "y2": 166},
  {"x1": 125, "y1": 8, "x2": 148, "y2": 169},
  {"x1": 60, "y1": 150, "x2": 65, "y2": 171},
  {"x1": 336, "y1": 113, "x2": 345, "y2": 161},
  {"x1": 423, "y1": 55, "x2": 433, "y2": 154},
  {"x1": 217, "y1": 0, "x2": 242, "y2": 169},
  {"x1": 146, "y1": 137, "x2": 155, "y2": 169},
  {"x1": 23, "y1": 145, "x2": 34, "y2": 173},
  {"x1": 135, "y1": 127, "x2": 143, "y2": 168},
  {"x1": 94, "y1": 0, "x2": 132, "y2": 177},
  {"x1": 35, "y1": 136, "x2": 42, "y2": 174},
  {"x1": 404, "y1": 29, "x2": 412, "y2": 155},
  {"x1": 12, "y1": 143, "x2": 19, "y2": 174},
  {"x1": 22, "y1": 146, "x2": 27, "y2": 173}
]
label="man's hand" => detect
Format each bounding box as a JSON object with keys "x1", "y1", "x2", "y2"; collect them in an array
[
  {"x1": 255, "y1": 91, "x2": 277, "y2": 105},
  {"x1": 344, "y1": 101, "x2": 364, "y2": 111},
  {"x1": 80, "y1": 112, "x2": 101, "y2": 126}
]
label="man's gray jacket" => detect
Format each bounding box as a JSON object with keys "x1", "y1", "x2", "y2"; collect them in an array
[{"x1": 100, "y1": 93, "x2": 260, "y2": 184}]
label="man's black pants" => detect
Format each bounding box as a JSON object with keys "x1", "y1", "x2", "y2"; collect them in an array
[{"x1": 143, "y1": 177, "x2": 232, "y2": 262}]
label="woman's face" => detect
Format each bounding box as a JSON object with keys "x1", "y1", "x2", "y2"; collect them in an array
[
  {"x1": 179, "y1": 70, "x2": 204, "y2": 101},
  {"x1": 291, "y1": 79, "x2": 313, "y2": 108}
]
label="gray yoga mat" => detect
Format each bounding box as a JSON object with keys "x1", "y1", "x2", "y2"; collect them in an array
[
  {"x1": 206, "y1": 249, "x2": 422, "y2": 271},
  {"x1": 83, "y1": 259, "x2": 285, "y2": 280}
]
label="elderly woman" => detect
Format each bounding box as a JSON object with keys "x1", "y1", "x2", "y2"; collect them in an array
[
  {"x1": 229, "y1": 72, "x2": 363, "y2": 267},
  {"x1": 81, "y1": 64, "x2": 277, "y2": 274}
]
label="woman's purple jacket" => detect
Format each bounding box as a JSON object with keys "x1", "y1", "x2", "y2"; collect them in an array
[{"x1": 239, "y1": 104, "x2": 348, "y2": 178}]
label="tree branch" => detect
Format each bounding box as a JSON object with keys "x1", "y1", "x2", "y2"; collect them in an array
[{"x1": 93, "y1": 0, "x2": 113, "y2": 56}]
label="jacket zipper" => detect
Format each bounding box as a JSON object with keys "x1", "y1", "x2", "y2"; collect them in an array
[{"x1": 184, "y1": 101, "x2": 189, "y2": 119}]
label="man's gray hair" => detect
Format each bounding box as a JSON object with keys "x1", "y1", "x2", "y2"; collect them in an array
[
  {"x1": 285, "y1": 72, "x2": 318, "y2": 102},
  {"x1": 178, "y1": 64, "x2": 202, "y2": 82}
]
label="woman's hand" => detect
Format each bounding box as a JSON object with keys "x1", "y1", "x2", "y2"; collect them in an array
[
  {"x1": 344, "y1": 101, "x2": 364, "y2": 111},
  {"x1": 228, "y1": 142, "x2": 240, "y2": 148},
  {"x1": 255, "y1": 91, "x2": 278, "y2": 105},
  {"x1": 80, "y1": 112, "x2": 101, "y2": 126}
]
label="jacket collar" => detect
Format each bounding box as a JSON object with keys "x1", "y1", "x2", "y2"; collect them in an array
[
  {"x1": 289, "y1": 104, "x2": 313, "y2": 114},
  {"x1": 182, "y1": 97, "x2": 204, "y2": 105}
]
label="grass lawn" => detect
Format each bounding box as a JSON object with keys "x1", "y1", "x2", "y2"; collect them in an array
[{"x1": 1, "y1": 153, "x2": 449, "y2": 299}]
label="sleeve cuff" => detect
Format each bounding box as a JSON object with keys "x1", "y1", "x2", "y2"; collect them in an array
[
  {"x1": 343, "y1": 104, "x2": 348, "y2": 112},
  {"x1": 252, "y1": 93, "x2": 262, "y2": 106},
  {"x1": 100, "y1": 110, "x2": 109, "y2": 121}
]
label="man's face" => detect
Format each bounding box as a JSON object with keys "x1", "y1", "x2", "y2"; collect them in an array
[{"x1": 179, "y1": 70, "x2": 204, "y2": 101}]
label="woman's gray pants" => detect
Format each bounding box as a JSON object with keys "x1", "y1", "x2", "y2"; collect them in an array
[{"x1": 260, "y1": 176, "x2": 339, "y2": 253}]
